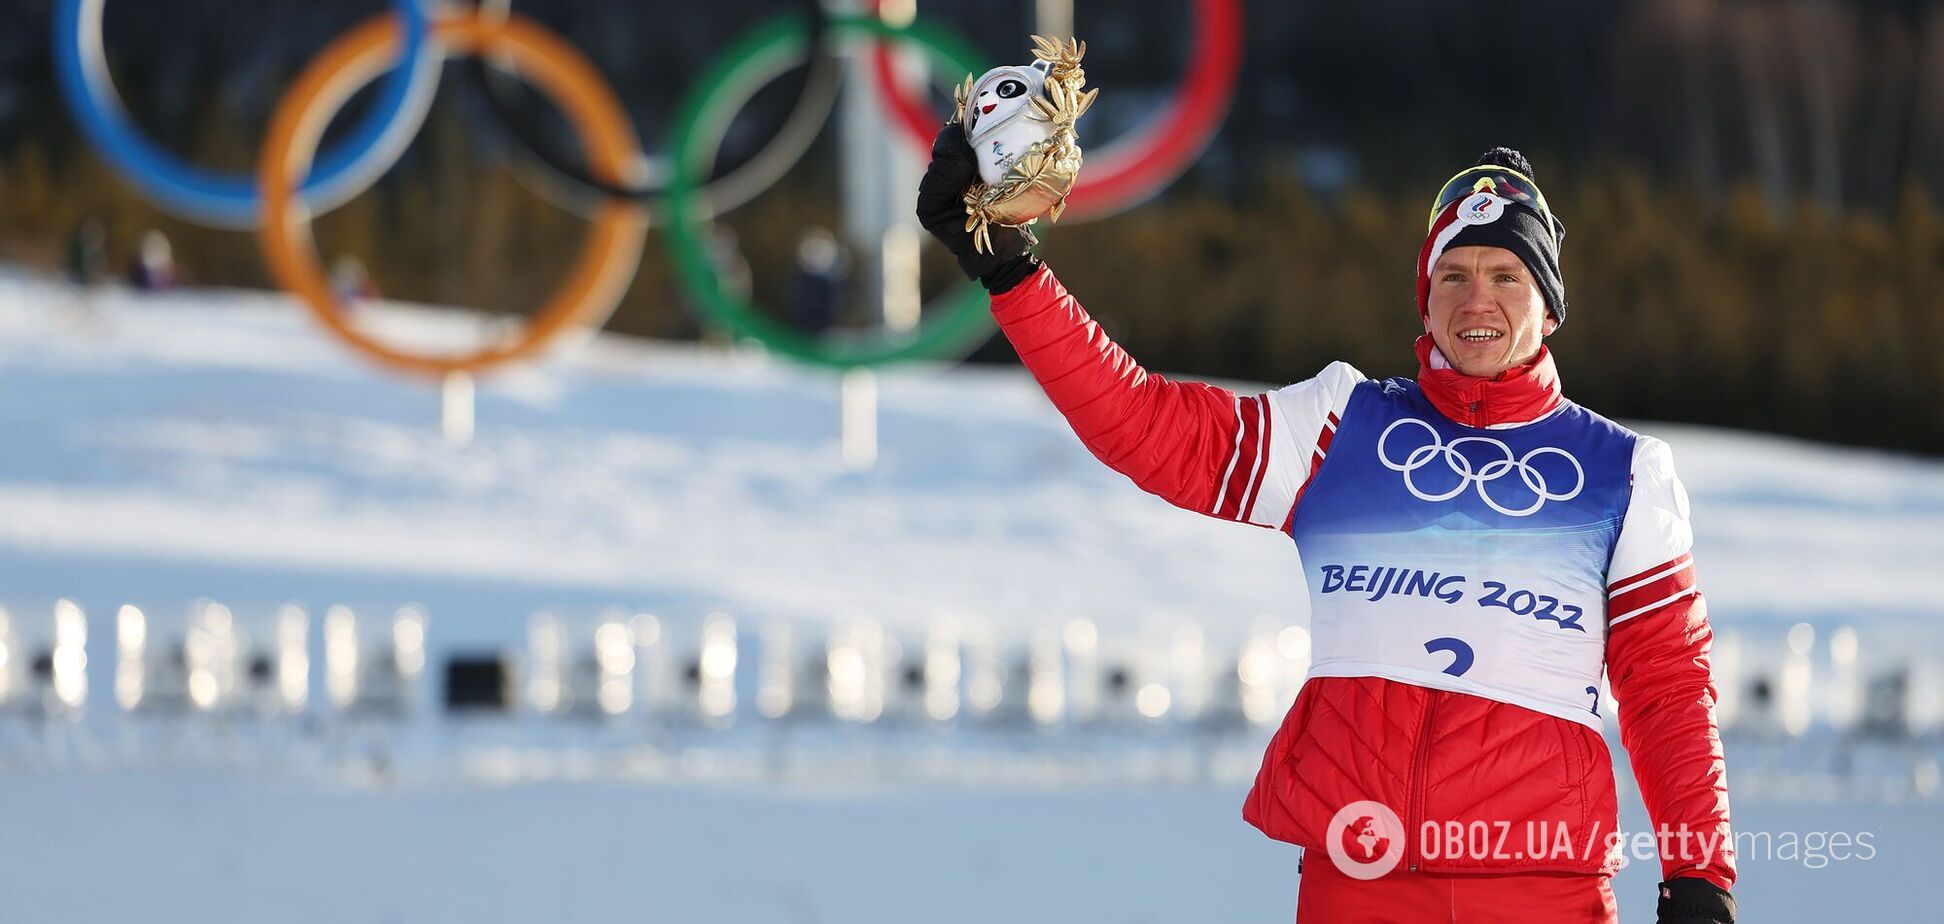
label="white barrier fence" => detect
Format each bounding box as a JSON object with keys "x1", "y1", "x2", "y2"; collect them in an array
[
  {"x1": 2, "y1": 600, "x2": 1940, "y2": 798},
  {"x1": 0, "y1": 600, "x2": 1323, "y2": 733}
]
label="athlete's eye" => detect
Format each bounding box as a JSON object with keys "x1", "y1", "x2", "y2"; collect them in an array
[
  {"x1": 1441, "y1": 272, "x2": 1465, "y2": 283},
  {"x1": 996, "y1": 79, "x2": 1027, "y2": 99}
]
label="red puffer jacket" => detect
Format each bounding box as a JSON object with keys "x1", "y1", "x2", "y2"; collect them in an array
[
  {"x1": 1247, "y1": 676, "x2": 1618, "y2": 875},
  {"x1": 989, "y1": 266, "x2": 1735, "y2": 891}
]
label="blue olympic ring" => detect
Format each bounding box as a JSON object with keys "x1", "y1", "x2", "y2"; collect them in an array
[{"x1": 53, "y1": 0, "x2": 441, "y2": 228}]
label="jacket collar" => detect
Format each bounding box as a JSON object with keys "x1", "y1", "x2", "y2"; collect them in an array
[{"x1": 1412, "y1": 334, "x2": 1564, "y2": 429}]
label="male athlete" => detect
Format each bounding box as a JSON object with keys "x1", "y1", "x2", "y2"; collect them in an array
[{"x1": 918, "y1": 126, "x2": 1737, "y2": 923}]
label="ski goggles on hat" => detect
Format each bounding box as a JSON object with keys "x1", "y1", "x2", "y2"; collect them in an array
[{"x1": 1427, "y1": 166, "x2": 1564, "y2": 248}]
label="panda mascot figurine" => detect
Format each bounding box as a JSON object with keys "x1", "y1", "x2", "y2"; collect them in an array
[{"x1": 956, "y1": 35, "x2": 1097, "y2": 253}]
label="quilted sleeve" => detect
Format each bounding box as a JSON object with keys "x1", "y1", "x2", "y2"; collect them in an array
[
  {"x1": 1605, "y1": 436, "x2": 1737, "y2": 892},
  {"x1": 987, "y1": 265, "x2": 1355, "y2": 527}
]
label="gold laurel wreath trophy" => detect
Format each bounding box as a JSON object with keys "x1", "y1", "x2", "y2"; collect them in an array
[{"x1": 957, "y1": 35, "x2": 1099, "y2": 254}]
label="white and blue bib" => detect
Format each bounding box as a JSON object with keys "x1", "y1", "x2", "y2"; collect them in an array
[{"x1": 1287, "y1": 378, "x2": 1635, "y2": 730}]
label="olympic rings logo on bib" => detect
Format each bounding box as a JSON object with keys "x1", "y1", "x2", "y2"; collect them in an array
[{"x1": 1376, "y1": 418, "x2": 1584, "y2": 517}]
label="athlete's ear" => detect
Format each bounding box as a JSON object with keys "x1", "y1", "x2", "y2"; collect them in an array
[{"x1": 1542, "y1": 316, "x2": 1559, "y2": 336}]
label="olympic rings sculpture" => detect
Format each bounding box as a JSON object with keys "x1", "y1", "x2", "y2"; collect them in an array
[
  {"x1": 56, "y1": 1, "x2": 1244, "y2": 373},
  {"x1": 1377, "y1": 418, "x2": 1585, "y2": 518}
]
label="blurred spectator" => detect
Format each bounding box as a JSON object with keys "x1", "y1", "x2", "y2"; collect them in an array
[
  {"x1": 65, "y1": 219, "x2": 106, "y2": 287},
  {"x1": 786, "y1": 227, "x2": 846, "y2": 333},
  {"x1": 330, "y1": 254, "x2": 380, "y2": 307},
  {"x1": 706, "y1": 227, "x2": 753, "y2": 302},
  {"x1": 128, "y1": 230, "x2": 178, "y2": 292},
  {"x1": 686, "y1": 228, "x2": 754, "y2": 349}
]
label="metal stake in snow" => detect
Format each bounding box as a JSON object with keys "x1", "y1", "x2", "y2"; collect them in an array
[
  {"x1": 442, "y1": 370, "x2": 475, "y2": 446},
  {"x1": 841, "y1": 367, "x2": 878, "y2": 471}
]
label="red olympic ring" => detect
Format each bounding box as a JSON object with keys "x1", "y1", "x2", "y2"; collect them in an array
[{"x1": 868, "y1": 0, "x2": 1242, "y2": 221}]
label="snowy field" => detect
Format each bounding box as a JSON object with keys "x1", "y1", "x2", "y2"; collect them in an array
[{"x1": 0, "y1": 273, "x2": 1939, "y2": 921}]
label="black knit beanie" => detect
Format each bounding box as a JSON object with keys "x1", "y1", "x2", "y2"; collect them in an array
[{"x1": 1415, "y1": 148, "x2": 1567, "y2": 324}]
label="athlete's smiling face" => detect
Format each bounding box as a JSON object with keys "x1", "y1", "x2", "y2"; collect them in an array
[{"x1": 1425, "y1": 245, "x2": 1557, "y2": 378}]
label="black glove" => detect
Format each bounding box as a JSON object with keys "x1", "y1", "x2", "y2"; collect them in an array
[
  {"x1": 914, "y1": 121, "x2": 1040, "y2": 295},
  {"x1": 1657, "y1": 878, "x2": 1735, "y2": 924}
]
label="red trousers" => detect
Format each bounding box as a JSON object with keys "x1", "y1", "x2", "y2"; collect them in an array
[{"x1": 1295, "y1": 852, "x2": 1618, "y2": 923}]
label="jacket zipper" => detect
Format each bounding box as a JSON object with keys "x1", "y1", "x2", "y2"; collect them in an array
[{"x1": 1404, "y1": 691, "x2": 1439, "y2": 872}]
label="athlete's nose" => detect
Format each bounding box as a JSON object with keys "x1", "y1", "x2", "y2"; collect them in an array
[{"x1": 1458, "y1": 276, "x2": 1499, "y2": 315}]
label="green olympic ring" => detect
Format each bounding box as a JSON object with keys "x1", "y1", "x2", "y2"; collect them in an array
[{"x1": 663, "y1": 14, "x2": 993, "y2": 369}]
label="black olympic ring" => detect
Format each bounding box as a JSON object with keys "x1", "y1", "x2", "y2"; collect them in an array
[{"x1": 468, "y1": 0, "x2": 838, "y2": 219}]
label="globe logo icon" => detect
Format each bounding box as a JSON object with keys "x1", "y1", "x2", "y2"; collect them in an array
[{"x1": 1325, "y1": 800, "x2": 1406, "y2": 879}]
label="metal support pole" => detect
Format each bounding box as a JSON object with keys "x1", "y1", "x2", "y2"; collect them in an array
[
  {"x1": 1036, "y1": 0, "x2": 1075, "y2": 40},
  {"x1": 841, "y1": 367, "x2": 879, "y2": 471},
  {"x1": 838, "y1": 0, "x2": 924, "y2": 333},
  {"x1": 442, "y1": 371, "x2": 475, "y2": 447}
]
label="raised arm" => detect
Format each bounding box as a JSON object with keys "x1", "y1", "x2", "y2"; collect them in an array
[
  {"x1": 991, "y1": 267, "x2": 1270, "y2": 518},
  {"x1": 917, "y1": 121, "x2": 1355, "y2": 526},
  {"x1": 1605, "y1": 436, "x2": 1738, "y2": 920}
]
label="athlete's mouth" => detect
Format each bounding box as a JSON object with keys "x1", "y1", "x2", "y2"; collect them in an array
[
  {"x1": 1457, "y1": 328, "x2": 1504, "y2": 343},
  {"x1": 981, "y1": 103, "x2": 997, "y2": 115}
]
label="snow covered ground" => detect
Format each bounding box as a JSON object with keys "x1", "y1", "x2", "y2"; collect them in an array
[
  {"x1": 4, "y1": 764, "x2": 1935, "y2": 924},
  {"x1": 0, "y1": 274, "x2": 1939, "y2": 921}
]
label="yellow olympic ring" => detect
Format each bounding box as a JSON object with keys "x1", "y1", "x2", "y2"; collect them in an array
[{"x1": 258, "y1": 10, "x2": 647, "y2": 377}]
